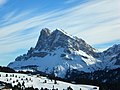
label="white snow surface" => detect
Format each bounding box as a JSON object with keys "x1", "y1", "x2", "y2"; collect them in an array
[
  {"x1": 0, "y1": 72, "x2": 99, "y2": 90},
  {"x1": 9, "y1": 48, "x2": 101, "y2": 78}
]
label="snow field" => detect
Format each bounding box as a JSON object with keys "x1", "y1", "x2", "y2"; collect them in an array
[{"x1": 0, "y1": 72, "x2": 99, "y2": 90}]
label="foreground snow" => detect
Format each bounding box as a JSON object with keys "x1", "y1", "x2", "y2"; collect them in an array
[{"x1": 0, "y1": 72, "x2": 99, "y2": 90}]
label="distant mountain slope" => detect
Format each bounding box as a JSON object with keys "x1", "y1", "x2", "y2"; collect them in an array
[
  {"x1": 97, "y1": 44, "x2": 120, "y2": 69},
  {"x1": 8, "y1": 28, "x2": 120, "y2": 78}
]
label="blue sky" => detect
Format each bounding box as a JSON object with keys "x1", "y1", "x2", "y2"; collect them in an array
[{"x1": 0, "y1": 0, "x2": 120, "y2": 66}]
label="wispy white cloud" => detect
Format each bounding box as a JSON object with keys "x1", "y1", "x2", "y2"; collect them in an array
[
  {"x1": 1, "y1": 0, "x2": 120, "y2": 50},
  {"x1": 0, "y1": 0, "x2": 7, "y2": 6}
]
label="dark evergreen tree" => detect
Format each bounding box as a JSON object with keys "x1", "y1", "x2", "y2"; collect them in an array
[
  {"x1": 67, "y1": 86, "x2": 73, "y2": 90},
  {"x1": 54, "y1": 79, "x2": 57, "y2": 84},
  {"x1": 6, "y1": 74, "x2": 8, "y2": 77}
]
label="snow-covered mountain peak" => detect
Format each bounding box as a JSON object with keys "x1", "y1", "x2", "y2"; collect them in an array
[
  {"x1": 8, "y1": 28, "x2": 120, "y2": 78},
  {"x1": 40, "y1": 28, "x2": 51, "y2": 37},
  {"x1": 54, "y1": 28, "x2": 67, "y2": 34},
  {"x1": 53, "y1": 28, "x2": 73, "y2": 38},
  {"x1": 102, "y1": 44, "x2": 120, "y2": 67},
  {"x1": 35, "y1": 28, "x2": 51, "y2": 50},
  {"x1": 35, "y1": 28, "x2": 96, "y2": 57},
  {"x1": 8, "y1": 28, "x2": 100, "y2": 77},
  {"x1": 103, "y1": 44, "x2": 120, "y2": 55}
]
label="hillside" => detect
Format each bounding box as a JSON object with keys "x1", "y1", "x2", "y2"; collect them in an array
[{"x1": 0, "y1": 72, "x2": 99, "y2": 90}]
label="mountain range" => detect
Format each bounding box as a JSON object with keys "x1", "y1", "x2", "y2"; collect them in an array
[{"x1": 8, "y1": 28, "x2": 120, "y2": 78}]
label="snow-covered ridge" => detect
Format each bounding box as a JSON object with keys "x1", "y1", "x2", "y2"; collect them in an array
[{"x1": 35, "y1": 28, "x2": 96, "y2": 56}]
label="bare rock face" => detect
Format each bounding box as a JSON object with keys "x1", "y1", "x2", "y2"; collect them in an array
[
  {"x1": 35, "y1": 28, "x2": 96, "y2": 56},
  {"x1": 35, "y1": 28, "x2": 51, "y2": 50}
]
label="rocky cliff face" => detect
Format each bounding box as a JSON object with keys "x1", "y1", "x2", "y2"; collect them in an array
[
  {"x1": 8, "y1": 28, "x2": 120, "y2": 78},
  {"x1": 35, "y1": 28, "x2": 96, "y2": 56}
]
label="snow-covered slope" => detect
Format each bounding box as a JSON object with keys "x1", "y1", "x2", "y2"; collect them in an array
[
  {"x1": 0, "y1": 72, "x2": 99, "y2": 90},
  {"x1": 8, "y1": 28, "x2": 120, "y2": 78},
  {"x1": 98, "y1": 44, "x2": 120, "y2": 69}
]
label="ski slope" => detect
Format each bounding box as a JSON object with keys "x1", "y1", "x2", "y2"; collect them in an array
[{"x1": 0, "y1": 72, "x2": 99, "y2": 90}]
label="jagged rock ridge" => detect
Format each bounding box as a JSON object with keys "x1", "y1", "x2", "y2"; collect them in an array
[{"x1": 35, "y1": 28, "x2": 96, "y2": 56}]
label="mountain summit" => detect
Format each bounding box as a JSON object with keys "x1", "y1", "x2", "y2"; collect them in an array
[
  {"x1": 8, "y1": 28, "x2": 120, "y2": 78},
  {"x1": 35, "y1": 28, "x2": 96, "y2": 56}
]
